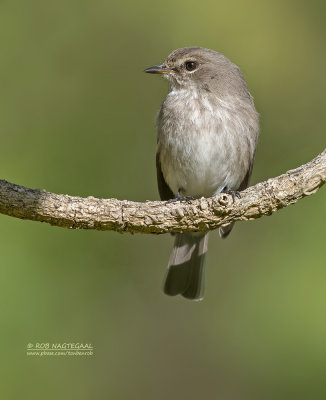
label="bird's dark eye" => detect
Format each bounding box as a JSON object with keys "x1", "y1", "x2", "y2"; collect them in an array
[{"x1": 185, "y1": 61, "x2": 198, "y2": 71}]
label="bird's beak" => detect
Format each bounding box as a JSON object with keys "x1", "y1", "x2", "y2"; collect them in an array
[{"x1": 144, "y1": 64, "x2": 174, "y2": 74}]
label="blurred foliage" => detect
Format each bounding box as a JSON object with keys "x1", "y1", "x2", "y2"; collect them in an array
[{"x1": 0, "y1": 0, "x2": 325, "y2": 399}]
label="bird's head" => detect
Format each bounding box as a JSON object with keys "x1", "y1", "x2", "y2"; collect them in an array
[{"x1": 145, "y1": 47, "x2": 247, "y2": 96}]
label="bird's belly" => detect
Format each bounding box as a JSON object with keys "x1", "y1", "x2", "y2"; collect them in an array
[{"x1": 159, "y1": 128, "x2": 241, "y2": 198}]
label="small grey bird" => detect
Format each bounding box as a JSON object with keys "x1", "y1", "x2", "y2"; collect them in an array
[{"x1": 145, "y1": 47, "x2": 259, "y2": 301}]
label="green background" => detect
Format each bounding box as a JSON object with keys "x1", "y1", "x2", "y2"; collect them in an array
[{"x1": 0, "y1": 1, "x2": 325, "y2": 399}]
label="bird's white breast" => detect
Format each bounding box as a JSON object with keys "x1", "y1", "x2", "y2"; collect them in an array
[{"x1": 157, "y1": 88, "x2": 253, "y2": 198}]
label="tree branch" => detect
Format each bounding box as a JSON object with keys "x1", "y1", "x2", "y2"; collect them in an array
[{"x1": 0, "y1": 150, "x2": 325, "y2": 234}]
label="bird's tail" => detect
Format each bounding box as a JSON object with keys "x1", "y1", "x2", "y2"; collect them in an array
[
  {"x1": 163, "y1": 232, "x2": 209, "y2": 301},
  {"x1": 219, "y1": 222, "x2": 235, "y2": 238}
]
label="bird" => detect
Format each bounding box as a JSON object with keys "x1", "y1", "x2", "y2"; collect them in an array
[{"x1": 145, "y1": 47, "x2": 259, "y2": 301}]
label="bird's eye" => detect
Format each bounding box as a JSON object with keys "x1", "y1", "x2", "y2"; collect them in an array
[{"x1": 185, "y1": 61, "x2": 198, "y2": 71}]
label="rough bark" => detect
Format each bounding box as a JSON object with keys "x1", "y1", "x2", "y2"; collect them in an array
[{"x1": 0, "y1": 150, "x2": 325, "y2": 234}]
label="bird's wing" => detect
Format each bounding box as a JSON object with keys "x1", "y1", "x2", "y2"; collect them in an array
[
  {"x1": 238, "y1": 152, "x2": 256, "y2": 191},
  {"x1": 156, "y1": 152, "x2": 174, "y2": 200},
  {"x1": 238, "y1": 164, "x2": 252, "y2": 191},
  {"x1": 220, "y1": 154, "x2": 256, "y2": 239}
]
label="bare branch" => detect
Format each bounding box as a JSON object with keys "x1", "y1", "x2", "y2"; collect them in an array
[{"x1": 0, "y1": 150, "x2": 325, "y2": 234}]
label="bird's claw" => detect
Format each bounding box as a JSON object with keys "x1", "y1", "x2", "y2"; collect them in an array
[
  {"x1": 167, "y1": 194, "x2": 195, "y2": 203},
  {"x1": 224, "y1": 189, "x2": 241, "y2": 202}
]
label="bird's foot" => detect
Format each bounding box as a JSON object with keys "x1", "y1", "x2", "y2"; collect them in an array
[
  {"x1": 224, "y1": 189, "x2": 241, "y2": 203},
  {"x1": 167, "y1": 195, "x2": 195, "y2": 203},
  {"x1": 167, "y1": 190, "x2": 195, "y2": 203},
  {"x1": 179, "y1": 195, "x2": 195, "y2": 201}
]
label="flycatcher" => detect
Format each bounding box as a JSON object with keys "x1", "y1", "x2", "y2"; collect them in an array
[{"x1": 145, "y1": 47, "x2": 259, "y2": 301}]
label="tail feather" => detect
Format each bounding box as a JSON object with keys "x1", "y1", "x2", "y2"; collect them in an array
[
  {"x1": 163, "y1": 232, "x2": 209, "y2": 301},
  {"x1": 219, "y1": 222, "x2": 235, "y2": 239}
]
